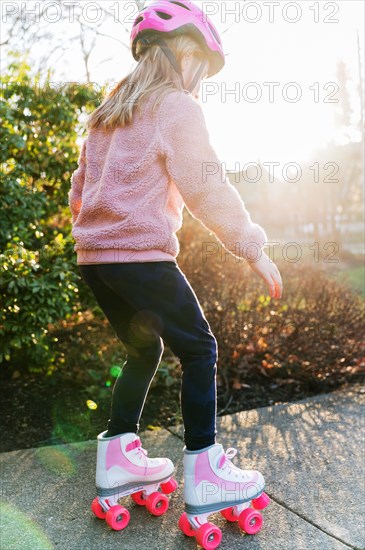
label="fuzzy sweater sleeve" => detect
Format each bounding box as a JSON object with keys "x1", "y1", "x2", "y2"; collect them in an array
[
  {"x1": 68, "y1": 139, "x2": 87, "y2": 224},
  {"x1": 158, "y1": 92, "x2": 268, "y2": 262}
]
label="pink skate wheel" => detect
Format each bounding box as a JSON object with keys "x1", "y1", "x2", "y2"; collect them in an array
[
  {"x1": 251, "y1": 492, "x2": 271, "y2": 510},
  {"x1": 105, "y1": 505, "x2": 130, "y2": 531},
  {"x1": 238, "y1": 508, "x2": 263, "y2": 535},
  {"x1": 178, "y1": 512, "x2": 196, "y2": 537},
  {"x1": 145, "y1": 492, "x2": 169, "y2": 516},
  {"x1": 131, "y1": 490, "x2": 147, "y2": 506},
  {"x1": 160, "y1": 478, "x2": 178, "y2": 494},
  {"x1": 196, "y1": 523, "x2": 222, "y2": 550},
  {"x1": 91, "y1": 497, "x2": 107, "y2": 519},
  {"x1": 220, "y1": 506, "x2": 238, "y2": 522}
]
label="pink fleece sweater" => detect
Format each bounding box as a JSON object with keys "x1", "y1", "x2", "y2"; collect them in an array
[{"x1": 68, "y1": 89, "x2": 268, "y2": 264}]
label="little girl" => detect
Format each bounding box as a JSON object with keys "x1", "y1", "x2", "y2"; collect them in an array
[{"x1": 68, "y1": 0, "x2": 282, "y2": 546}]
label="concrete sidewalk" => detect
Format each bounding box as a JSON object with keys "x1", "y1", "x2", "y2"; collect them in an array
[{"x1": 1, "y1": 383, "x2": 364, "y2": 550}]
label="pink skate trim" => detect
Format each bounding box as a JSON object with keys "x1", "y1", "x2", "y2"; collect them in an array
[
  {"x1": 218, "y1": 455, "x2": 226, "y2": 469},
  {"x1": 195, "y1": 452, "x2": 259, "y2": 492},
  {"x1": 106, "y1": 437, "x2": 123, "y2": 470},
  {"x1": 126, "y1": 438, "x2": 141, "y2": 452},
  {"x1": 105, "y1": 436, "x2": 167, "y2": 475}
]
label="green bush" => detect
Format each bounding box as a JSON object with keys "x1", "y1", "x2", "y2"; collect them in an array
[
  {"x1": 0, "y1": 58, "x2": 100, "y2": 373},
  {"x1": 0, "y1": 234, "x2": 80, "y2": 371}
]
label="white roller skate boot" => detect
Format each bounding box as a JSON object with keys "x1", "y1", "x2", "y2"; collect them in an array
[
  {"x1": 178, "y1": 443, "x2": 271, "y2": 549},
  {"x1": 91, "y1": 431, "x2": 178, "y2": 531}
]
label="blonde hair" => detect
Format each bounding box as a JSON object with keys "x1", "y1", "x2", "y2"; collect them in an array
[{"x1": 85, "y1": 34, "x2": 206, "y2": 131}]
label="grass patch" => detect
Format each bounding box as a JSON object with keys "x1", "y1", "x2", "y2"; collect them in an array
[{"x1": 335, "y1": 265, "x2": 365, "y2": 297}]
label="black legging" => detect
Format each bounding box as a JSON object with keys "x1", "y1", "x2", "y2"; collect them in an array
[{"x1": 78, "y1": 261, "x2": 218, "y2": 451}]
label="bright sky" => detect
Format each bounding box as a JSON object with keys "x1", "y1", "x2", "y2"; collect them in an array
[
  {"x1": 205, "y1": 0, "x2": 364, "y2": 168},
  {"x1": 4, "y1": 0, "x2": 364, "y2": 170}
]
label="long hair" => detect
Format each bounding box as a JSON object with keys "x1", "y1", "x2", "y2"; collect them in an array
[{"x1": 85, "y1": 34, "x2": 206, "y2": 131}]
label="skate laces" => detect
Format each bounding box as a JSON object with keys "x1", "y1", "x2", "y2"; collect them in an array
[
  {"x1": 134, "y1": 442, "x2": 148, "y2": 459},
  {"x1": 218, "y1": 447, "x2": 238, "y2": 470},
  {"x1": 126, "y1": 437, "x2": 148, "y2": 459}
]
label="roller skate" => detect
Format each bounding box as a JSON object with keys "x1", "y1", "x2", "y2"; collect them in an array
[
  {"x1": 178, "y1": 443, "x2": 270, "y2": 549},
  {"x1": 91, "y1": 431, "x2": 178, "y2": 531}
]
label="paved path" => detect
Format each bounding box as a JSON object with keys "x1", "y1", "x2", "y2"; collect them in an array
[{"x1": 1, "y1": 383, "x2": 364, "y2": 549}]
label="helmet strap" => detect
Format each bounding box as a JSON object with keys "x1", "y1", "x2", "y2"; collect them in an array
[
  {"x1": 153, "y1": 36, "x2": 183, "y2": 77},
  {"x1": 185, "y1": 60, "x2": 207, "y2": 94},
  {"x1": 144, "y1": 35, "x2": 208, "y2": 94}
]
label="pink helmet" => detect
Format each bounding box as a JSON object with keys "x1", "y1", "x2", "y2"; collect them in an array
[{"x1": 130, "y1": 0, "x2": 225, "y2": 79}]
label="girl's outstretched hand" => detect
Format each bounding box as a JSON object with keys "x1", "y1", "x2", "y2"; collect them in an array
[{"x1": 247, "y1": 251, "x2": 283, "y2": 299}]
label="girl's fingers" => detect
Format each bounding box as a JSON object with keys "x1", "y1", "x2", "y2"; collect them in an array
[
  {"x1": 268, "y1": 275, "x2": 276, "y2": 298},
  {"x1": 275, "y1": 275, "x2": 283, "y2": 298},
  {"x1": 273, "y1": 265, "x2": 283, "y2": 287},
  {"x1": 270, "y1": 272, "x2": 282, "y2": 299}
]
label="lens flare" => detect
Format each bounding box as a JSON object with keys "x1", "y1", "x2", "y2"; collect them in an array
[
  {"x1": 34, "y1": 446, "x2": 76, "y2": 476},
  {"x1": 0, "y1": 501, "x2": 53, "y2": 549},
  {"x1": 110, "y1": 365, "x2": 122, "y2": 378}
]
